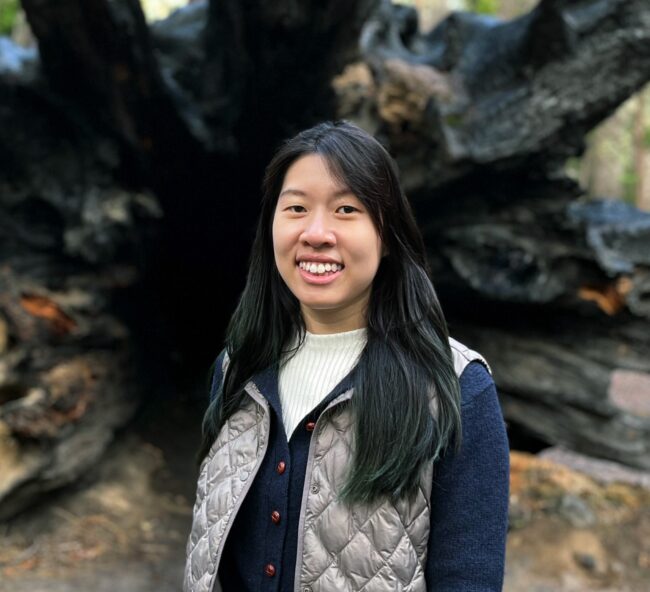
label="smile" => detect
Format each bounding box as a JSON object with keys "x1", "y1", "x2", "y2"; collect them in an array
[{"x1": 298, "y1": 261, "x2": 344, "y2": 275}]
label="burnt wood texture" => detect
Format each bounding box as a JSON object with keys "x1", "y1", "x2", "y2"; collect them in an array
[{"x1": 0, "y1": 0, "x2": 649, "y2": 518}]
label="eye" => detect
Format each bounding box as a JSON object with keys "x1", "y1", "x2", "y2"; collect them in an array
[
  {"x1": 286, "y1": 205, "x2": 306, "y2": 213},
  {"x1": 336, "y1": 205, "x2": 359, "y2": 214}
]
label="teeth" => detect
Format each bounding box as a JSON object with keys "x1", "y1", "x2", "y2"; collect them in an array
[{"x1": 299, "y1": 261, "x2": 342, "y2": 275}]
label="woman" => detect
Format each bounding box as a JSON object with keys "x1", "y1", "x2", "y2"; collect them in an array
[{"x1": 184, "y1": 121, "x2": 509, "y2": 592}]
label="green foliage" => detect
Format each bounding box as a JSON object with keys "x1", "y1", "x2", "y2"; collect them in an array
[
  {"x1": 0, "y1": 0, "x2": 19, "y2": 36},
  {"x1": 564, "y1": 157, "x2": 582, "y2": 182},
  {"x1": 622, "y1": 163, "x2": 637, "y2": 205},
  {"x1": 469, "y1": 0, "x2": 499, "y2": 15}
]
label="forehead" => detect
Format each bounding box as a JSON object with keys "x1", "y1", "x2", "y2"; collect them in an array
[{"x1": 280, "y1": 154, "x2": 349, "y2": 196}]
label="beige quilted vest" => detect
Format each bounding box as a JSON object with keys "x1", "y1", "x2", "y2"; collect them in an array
[{"x1": 184, "y1": 337, "x2": 490, "y2": 592}]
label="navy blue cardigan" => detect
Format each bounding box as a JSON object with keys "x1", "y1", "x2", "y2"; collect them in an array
[{"x1": 207, "y1": 352, "x2": 509, "y2": 591}]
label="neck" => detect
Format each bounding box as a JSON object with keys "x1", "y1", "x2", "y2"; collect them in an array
[{"x1": 300, "y1": 305, "x2": 367, "y2": 335}]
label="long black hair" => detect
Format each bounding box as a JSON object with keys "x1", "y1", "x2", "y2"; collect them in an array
[{"x1": 199, "y1": 121, "x2": 461, "y2": 503}]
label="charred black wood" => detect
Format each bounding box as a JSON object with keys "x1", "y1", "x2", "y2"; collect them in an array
[
  {"x1": 1, "y1": 0, "x2": 650, "y2": 519},
  {"x1": 342, "y1": 0, "x2": 650, "y2": 194},
  {"x1": 331, "y1": 0, "x2": 650, "y2": 466},
  {"x1": 0, "y1": 44, "x2": 158, "y2": 518}
]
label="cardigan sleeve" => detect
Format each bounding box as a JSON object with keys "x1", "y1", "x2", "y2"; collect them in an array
[{"x1": 425, "y1": 361, "x2": 510, "y2": 591}]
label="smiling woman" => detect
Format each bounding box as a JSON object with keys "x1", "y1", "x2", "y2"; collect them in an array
[{"x1": 184, "y1": 121, "x2": 510, "y2": 592}]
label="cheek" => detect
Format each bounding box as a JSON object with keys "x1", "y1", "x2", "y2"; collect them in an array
[
  {"x1": 271, "y1": 223, "x2": 284, "y2": 277},
  {"x1": 271, "y1": 215, "x2": 283, "y2": 254},
  {"x1": 271, "y1": 219, "x2": 295, "y2": 272},
  {"x1": 362, "y1": 226, "x2": 383, "y2": 264}
]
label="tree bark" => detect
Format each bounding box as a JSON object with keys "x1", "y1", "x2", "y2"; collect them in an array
[
  {"x1": 347, "y1": 0, "x2": 650, "y2": 195},
  {"x1": 0, "y1": 0, "x2": 381, "y2": 518},
  {"x1": 1, "y1": 0, "x2": 650, "y2": 518},
  {"x1": 339, "y1": 0, "x2": 650, "y2": 466}
]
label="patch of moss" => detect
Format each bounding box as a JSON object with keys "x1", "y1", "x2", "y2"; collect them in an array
[
  {"x1": 0, "y1": 0, "x2": 19, "y2": 36},
  {"x1": 469, "y1": 0, "x2": 499, "y2": 15}
]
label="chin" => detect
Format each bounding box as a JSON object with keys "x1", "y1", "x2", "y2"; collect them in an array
[{"x1": 301, "y1": 301, "x2": 338, "y2": 310}]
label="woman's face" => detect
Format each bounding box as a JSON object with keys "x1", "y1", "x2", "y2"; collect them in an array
[{"x1": 272, "y1": 154, "x2": 383, "y2": 334}]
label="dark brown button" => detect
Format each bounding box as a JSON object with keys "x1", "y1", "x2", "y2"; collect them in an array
[
  {"x1": 276, "y1": 461, "x2": 286, "y2": 475},
  {"x1": 271, "y1": 510, "x2": 281, "y2": 524},
  {"x1": 305, "y1": 421, "x2": 316, "y2": 432},
  {"x1": 264, "y1": 563, "x2": 276, "y2": 577}
]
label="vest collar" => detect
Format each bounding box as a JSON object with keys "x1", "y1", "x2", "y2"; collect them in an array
[{"x1": 244, "y1": 359, "x2": 358, "y2": 417}]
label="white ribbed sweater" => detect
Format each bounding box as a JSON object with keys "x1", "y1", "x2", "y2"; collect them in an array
[{"x1": 279, "y1": 328, "x2": 367, "y2": 438}]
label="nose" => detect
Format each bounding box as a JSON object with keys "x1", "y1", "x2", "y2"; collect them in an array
[{"x1": 300, "y1": 212, "x2": 336, "y2": 247}]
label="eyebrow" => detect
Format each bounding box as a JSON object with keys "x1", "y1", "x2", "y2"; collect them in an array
[{"x1": 278, "y1": 187, "x2": 353, "y2": 199}]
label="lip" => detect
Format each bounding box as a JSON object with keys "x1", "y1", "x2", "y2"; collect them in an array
[
  {"x1": 296, "y1": 254, "x2": 343, "y2": 265},
  {"x1": 297, "y1": 263, "x2": 343, "y2": 285}
]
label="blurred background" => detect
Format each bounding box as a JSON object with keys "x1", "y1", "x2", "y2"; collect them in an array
[{"x1": 0, "y1": 1, "x2": 649, "y2": 590}]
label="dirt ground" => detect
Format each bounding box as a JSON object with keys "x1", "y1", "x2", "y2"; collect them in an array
[
  {"x1": 0, "y1": 395, "x2": 201, "y2": 592},
  {"x1": 506, "y1": 450, "x2": 650, "y2": 591},
  {"x1": 1, "y1": 396, "x2": 649, "y2": 592}
]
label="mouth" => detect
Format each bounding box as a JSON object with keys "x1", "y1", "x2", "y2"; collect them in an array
[
  {"x1": 296, "y1": 260, "x2": 344, "y2": 284},
  {"x1": 297, "y1": 260, "x2": 344, "y2": 276}
]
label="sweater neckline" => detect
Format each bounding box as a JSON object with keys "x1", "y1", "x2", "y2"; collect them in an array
[{"x1": 298, "y1": 327, "x2": 368, "y2": 351}]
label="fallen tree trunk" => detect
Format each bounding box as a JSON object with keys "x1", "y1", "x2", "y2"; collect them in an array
[
  {"x1": 348, "y1": 0, "x2": 650, "y2": 194},
  {"x1": 1, "y1": 0, "x2": 649, "y2": 518},
  {"x1": 0, "y1": 0, "x2": 380, "y2": 518},
  {"x1": 0, "y1": 53, "x2": 163, "y2": 517},
  {"x1": 334, "y1": 0, "x2": 650, "y2": 468}
]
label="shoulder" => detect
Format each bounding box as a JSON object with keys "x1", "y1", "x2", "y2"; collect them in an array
[
  {"x1": 447, "y1": 337, "x2": 495, "y2": 408},
  {"x1": 458, "y1": 361, "x2": 495, "y2": 407},
  {"x1": 448, "y1": 336, "x2": 491, "y2": 377}
]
